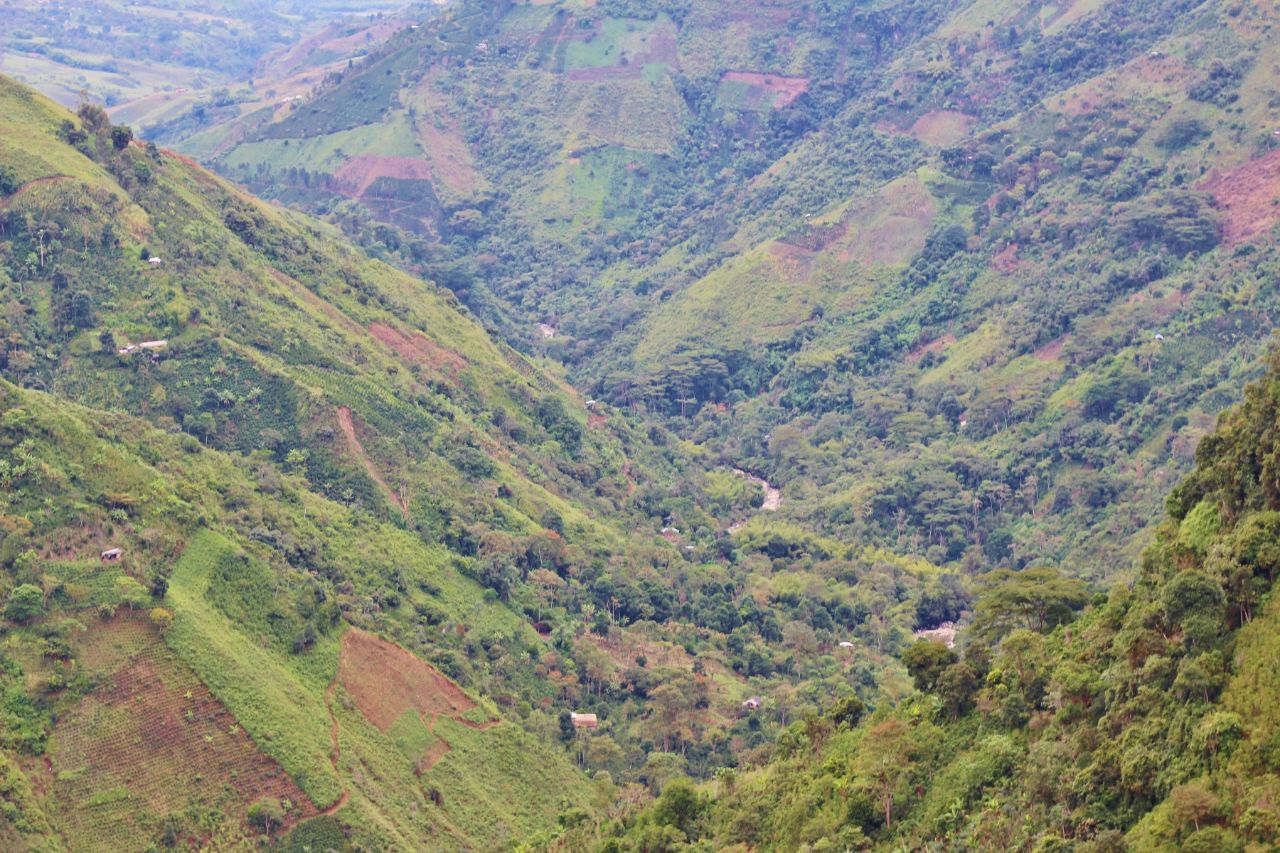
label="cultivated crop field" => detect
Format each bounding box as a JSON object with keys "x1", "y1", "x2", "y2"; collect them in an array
[{"x1": 48, "y1": 618, "x2": 315, "y2": 851}]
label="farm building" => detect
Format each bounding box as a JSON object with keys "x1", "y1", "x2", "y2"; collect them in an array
[
  {"x1": 148, "y1": 256, "x2": 163, "y2": 266},
  {"x1": 741, "y1": 696, "x2": 763, "y2": 711},
  {"x1": 570, "y1": 712, "x2": 598, "y2": 729},
  {"x1": 117, "y1": 340, "x2": 167, "y2": 355},
  {"x1": 101, "y1": 548, "x2": 123, "y2": 562}
]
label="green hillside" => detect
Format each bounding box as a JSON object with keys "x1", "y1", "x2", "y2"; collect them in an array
[
  {"x1": 0, "y1": 379, "x2": 593, "y2": 850},
  {"x1": 0, "y1": 72, "x2": 968, "y2": 847},
  {"x1": 7, "y1": 0, "x2": 1280, "y2": 848},
  {"x1": 177, "y1": 0, "x2": 1280, "y2": 585},
  {"x1": 589, "y1": 349, "x2": 1280, "y2": 852},
  {"x1": 0, "y1": 75, "x2": 643, "y2": 849}
]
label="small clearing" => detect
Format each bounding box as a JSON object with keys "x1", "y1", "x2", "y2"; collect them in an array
[
  {"x1": 337, "y1": 629, "x2": 499, "y2": 775},
  {"x1": 51, "y1": 618, "x2": 316, "y2": 850},
  {"x1": 336, "y1": 405, "x2": 408, "y2": 518},
  {"x1": 409, "y1": 69, "x2": 482, "y2": 195},
  {"x1": 991, "y1": 242, "x2": 1022, "y2": 273},
  {"x1": 368, "y1": 321, "x2": 466, "y2": 379},
  {"x1": 338, "y1": 628, "x2": 494, "y2": 731},
  {"x1": 721, "y1": 71, "x2": 810, "y2": 108},
  {"x1": 1200, "y1": 149, "x2": 1280, "y2": 246},
  {"x1": 913, "y1": 622, "x2": 958, "y2": 649},
  {"x1": 907, "y1": 110, "x2": 976, "y2": 146},
  {"x1": 1033, "y1": 335, "x2": 1068, "y2": 362},
  {"x1": 333, "y1": 154, "x2": 435, "y2": 199},
  {"x1": 832, "y1": 176, "x2": 936, "y2": 267}
]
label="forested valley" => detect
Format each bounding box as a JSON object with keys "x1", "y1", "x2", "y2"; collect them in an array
[{"x1": 1, "y1": 0, "x2": 1280, "y2": 850}]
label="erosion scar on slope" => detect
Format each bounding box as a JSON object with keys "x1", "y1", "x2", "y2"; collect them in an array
[
  {"x1": 321, "y1": 680, "x2": 350, "y2": 817},
  {"x1": 336, "y1": 406, "x2": 408, "y2": 519}
]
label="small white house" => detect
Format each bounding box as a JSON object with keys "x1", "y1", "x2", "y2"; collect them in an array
[
  {"x1": 570, "y1": 712, "x2": 598, "y2": 729},
  {"x1": 148, "y1": 257, "x2": 163, "y2": 267}
]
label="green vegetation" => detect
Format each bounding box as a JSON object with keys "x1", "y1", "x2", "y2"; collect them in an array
[
  {"x1": 6, "y1": 0, "x2": 1280, "y2": 848},
  {"x1": 178, "y1": 0, "x2": 1280, "y2": 587},
  {"x1": 589, "y1": 351, "x2": 1280, "y2": 849},
  {"x1": 0, "y1": 0, "x2": 407, "y2": 118},
  {"x1": 0, "y1": 70, "x2": 948, "y2": 848}
]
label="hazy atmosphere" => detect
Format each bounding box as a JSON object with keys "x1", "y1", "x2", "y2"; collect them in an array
[{"x1": 2, "y1": 0, "x2": 1280, "y2": 850}]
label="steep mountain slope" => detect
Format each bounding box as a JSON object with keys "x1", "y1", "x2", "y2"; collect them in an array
[
  {"x1": 6, "y1": 0, "x2": 1280, "y2": 846},
  {"x1": 0, "y1": 380, "x2": 593, "y2": 850},
  {"x1": 182, "y1": 0, "x2": 1280, "y2": 582},
  {"x1": 589, "y1": 350, "x2": 1280, "y2": 851},
  {"x1": 0, "y1": 74, "x2": 631, "y2": 849},
  {"x1": 0, "y1": 72, "x2": 975, "y2": 845},
  {"x1": 0, "y1": 73, "x2": 654, "y2": 573}
]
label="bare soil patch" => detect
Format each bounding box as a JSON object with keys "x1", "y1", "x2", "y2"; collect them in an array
[
  {"x1": 368, "y1": 321, "x2": 466, "y2": 379},
  {"x1": 991, "y1": 242, "x2": 1022, "y2": 273},
  {"x1": 333, "y1": 154, "x2": 434, "y2": 199},
  {"x1": 337, "y1": 628, "x2": 480, "y2": 732},
  {"x1": 52, "y1": 619, "x2": 316, "y2": 849},
  {"x1": 334, "y1": 629, "x2": 501, "y2": 776},
  {"x1": 908, "y1": 110, "x2": 976, "y2": 146},
  {"x1": 834, "y1": 179, "x2": 936, "y2": 267},
  {"x1": 1033, "y1": 334, "x2": 1068, "y2": 362},
  {"x1": 410, "y1": 70, "x2": 481, "y2": 195},
  {"x1": 1201, "y1": 149, "x2": 1280, "y2": 246}
]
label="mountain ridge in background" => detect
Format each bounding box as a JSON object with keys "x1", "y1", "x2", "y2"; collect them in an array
[
  {"x1": 3, "y1": 0, "x2": 1280, "y2": 849},
  {"x1": 173, "y1": 0, "x2": 1280, "y2": 580}
]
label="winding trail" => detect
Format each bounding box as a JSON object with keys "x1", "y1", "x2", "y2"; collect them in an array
[
  {"x1": 321, "y1": 681, "x2": 350, "y2": 817},
  {"x1": 336, "y1": 406, "x2": 408, "y2": 519}
]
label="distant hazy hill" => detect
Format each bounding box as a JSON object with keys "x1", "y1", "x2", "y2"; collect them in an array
[{"x1": 0, "y1": 0, "x2": 410, "y2": 118}]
